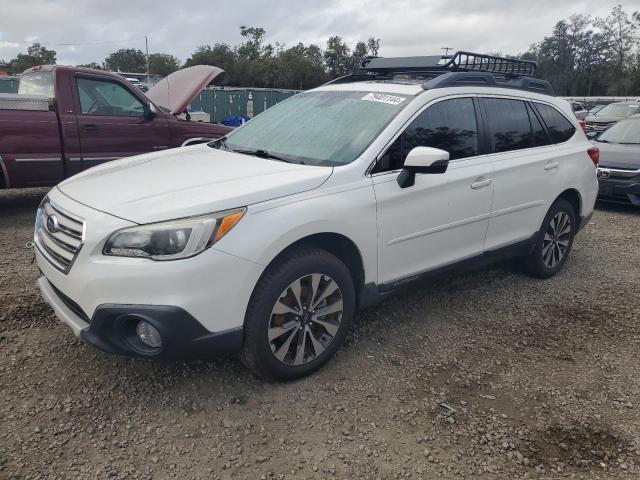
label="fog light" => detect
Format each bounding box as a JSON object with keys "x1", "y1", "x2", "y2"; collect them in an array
[{"x1": 136, "y1": 320, "x2": 162, "y2": 348}]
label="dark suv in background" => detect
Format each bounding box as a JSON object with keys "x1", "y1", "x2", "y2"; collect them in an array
[{"x1": 593, "y1": 114, "x2": 640, "y2": 205}]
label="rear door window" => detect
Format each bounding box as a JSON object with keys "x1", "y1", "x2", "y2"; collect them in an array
[
  {"x1": 480, "y1": 98, "x2": 532, "y2": 153},
  {"x1": 533, "y1": 103, "x2": 576, "y2": 144}
]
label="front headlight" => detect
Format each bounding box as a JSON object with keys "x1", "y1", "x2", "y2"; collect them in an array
[{"x1": 103, "y1": 208, "x2": 245, "y2": 260}]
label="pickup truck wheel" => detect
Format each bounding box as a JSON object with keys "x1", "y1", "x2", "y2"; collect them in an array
[
  {"x1": 519, "y1": 199, "x2": 576, "y2": 279},
  {"x1": 241, "y1": 247, "x2": 355, "y2": 381}
]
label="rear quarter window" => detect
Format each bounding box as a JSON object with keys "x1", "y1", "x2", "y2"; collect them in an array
[{"x1": 533, "y1": 103, "x2": 576, "y2": 144}]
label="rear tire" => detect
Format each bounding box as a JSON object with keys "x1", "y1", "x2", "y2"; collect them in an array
[
  {"x1": 519, "y1": 198, "x2": 577, "y2": 279},
  {"x1": 241, "y1": 246, "x2": 355, "y2": 381}
]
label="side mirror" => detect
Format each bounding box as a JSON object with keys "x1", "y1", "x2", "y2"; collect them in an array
[
  {"x1": 397, "y1": 147, "x2": 450, "y2": 188},
  {"x1": 144, "y1": 102, "x2": 157, "y2": 120}
]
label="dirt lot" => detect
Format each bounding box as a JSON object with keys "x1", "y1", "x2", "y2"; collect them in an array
[{"x1": 1, "y1": 188, "x2": 639, "y2": 480}]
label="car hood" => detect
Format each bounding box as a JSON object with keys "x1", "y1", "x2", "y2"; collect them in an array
[
  {"x1": 585, "y1": 115, "x2": 624, "y2": 123},
  {"x1": 58, "y1": 145, "x2": 333, "y2": 224},
  {"x1": 145, "y1": 65, "x2": 223, "y2": 115},
  {"x1": 595, "y1": 141, "x2": 640, "y2": 170}
]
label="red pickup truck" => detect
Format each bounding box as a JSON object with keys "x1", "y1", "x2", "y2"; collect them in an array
[{"x1": 0, "y1": 65, "x2": 232, "y2": 188}]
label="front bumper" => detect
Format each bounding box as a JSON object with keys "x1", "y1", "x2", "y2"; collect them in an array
[
  {"x1": 35, "y1": 187, "x2": 264, "y2": 359},
  {"x1": 597, "y1": 176, "x2": 640, "y2": 206},
  {"x1": 38, "y1": 276, "x2": 243, "y2": 358}
]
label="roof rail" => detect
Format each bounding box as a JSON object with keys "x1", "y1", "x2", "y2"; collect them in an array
[
  {"x1": 322, "y1": 51, "x2": 553, "y2": 95},
  {"x1": 423, "y1": 72, "x2": 555, "y2": 96}
]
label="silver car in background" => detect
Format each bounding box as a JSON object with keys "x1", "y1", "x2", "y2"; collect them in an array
[{"x1": 585, "y1": 101, "x2": 640, "y2": 133}]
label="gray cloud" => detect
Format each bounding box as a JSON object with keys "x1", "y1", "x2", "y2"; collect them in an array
[{"x1": 0, "y1": 0, "x2": 635, "y2": 66}]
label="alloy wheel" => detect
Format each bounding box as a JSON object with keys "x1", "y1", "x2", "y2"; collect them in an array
[
  {"x1": 542, "y1": 211, "x2": 572, "y2": 269},
  {"x1": 268, "y1": 273, "x2": 343, "y2": 366}
]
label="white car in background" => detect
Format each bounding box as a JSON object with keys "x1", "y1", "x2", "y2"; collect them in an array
[{"x1": 35, "y1": 52, "x2": 599, "y2": 380}]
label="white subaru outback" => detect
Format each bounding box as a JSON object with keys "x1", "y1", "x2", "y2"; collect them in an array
[{"x1": 35, "y1": 52, "x2": 599, "y2": 380}]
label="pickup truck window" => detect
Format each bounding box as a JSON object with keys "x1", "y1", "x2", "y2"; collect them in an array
[
  {"x1": 220, "y1": 90, "x2": 408, "y2": 166},
  {"x1": 77, "y1": 77, "x2": 145, "y2": 117},
  {"x1": 18, "y1": 72, "x2": 54, "y2": 97}
]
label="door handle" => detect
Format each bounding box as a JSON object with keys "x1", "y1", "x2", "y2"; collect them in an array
[
  {"x1": 152, "y1": 146, "x2": 169, "y2": 150},
  {"x1": 82, "y1": 124, "x2": 99, "y2": 132},
  {"x1": 544, "y1": 162, "x2": 559, "y2": 171},
  {"x1": 471, "y1": 179, "x2": 492, "y2": 189}
]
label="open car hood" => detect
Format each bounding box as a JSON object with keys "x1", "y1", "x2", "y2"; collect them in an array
[{"x1": 145, "y1": 65, "x2": 223, "y2": 115}]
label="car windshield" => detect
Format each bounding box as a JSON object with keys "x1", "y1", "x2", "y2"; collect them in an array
[
  {"x1": 598, "y1": 117, "x2": 640, "y2": 144},
  {"x1": 18, "y1": 71, "x2": 54, "y2": 97},
  {"x1": 595, "y1": 103, "x2": 640, "y2": 117},
  {"x1": 213, "y1": 90, "x2": 410, "y2": 165}
]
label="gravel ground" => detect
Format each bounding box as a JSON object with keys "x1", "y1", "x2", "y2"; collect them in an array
[{"x1": 1, "y1": 188, "x2": 639, "y2": 480}]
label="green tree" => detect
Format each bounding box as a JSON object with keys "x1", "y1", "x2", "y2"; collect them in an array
[
  {"x1": 104, "y1": 48, "x2": 146, "y2": 73},
  {"x1": 598, "y1": 5, "x2": 636, "y2": 74},
  {"x1": 274, "y1": 43, "x2": 329, "y2": 89},
  {"x1": 183, "y1": 27, "x2": 383, "y2": 89},
  {"x1": 9, "y1": 43, "x2": 57, "y2": 73},
  {"x1": 366, "y1": 37, "x2": 381, "y2": 56},
  {"x1": 596, "y1": 5, "x2": 638, "y2": 94},
  {"x1": 148, "y1": 53, "x2": 180, "y2": 76},
  {"x1": 351, "y1": 41, "x2": 368, "y2": 72},
  {"x1": 237, "y1": 26, "x2": 267, "y2": 60},
  {"x1": 526, "y1": 6, "x2": 640, "y2": 96},
  {"x1": 78, "y1": 62, "x2": 102, "y2": 70},
  {"x1": 184, "y1": 43, "x2": 236, "y2": 76},
  {"x1": 324, "y1": 36, "x2": 351, "y2": 77}
]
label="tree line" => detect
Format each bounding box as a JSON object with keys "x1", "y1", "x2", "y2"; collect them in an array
[
  {"x1": 1, "y1": 5, "x2": 639, "y2": 95},
  {"x1": 522, "y1": 5, "x2": 640, "y2": 96}
]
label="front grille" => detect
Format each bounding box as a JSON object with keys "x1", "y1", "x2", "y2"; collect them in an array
[
  {"x1": 49, "y1": 281, "x2": 90, "y2": 322},
  {"x1": 586, "y1": 121, "x2": 612, "y2": 131},
  {"x1": 35, "y1": 198, "x2": 85, "y2": 274}
]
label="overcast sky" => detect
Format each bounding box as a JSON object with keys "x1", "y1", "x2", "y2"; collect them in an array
[{"x1": 0, "y1": 0, "x2": 637, "y2": 66}]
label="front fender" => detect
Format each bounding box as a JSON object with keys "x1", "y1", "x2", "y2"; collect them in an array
[{"x1": 212, "y1": 184, "x2": 379, "y2": 286}]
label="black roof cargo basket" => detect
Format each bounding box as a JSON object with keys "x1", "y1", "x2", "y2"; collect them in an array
[
  {"x1": 361, "y1": 51, "x2": 537, "y2": 78},
  {"x1": 325, "y1": 50, "x2": 554, "y2": 96}
]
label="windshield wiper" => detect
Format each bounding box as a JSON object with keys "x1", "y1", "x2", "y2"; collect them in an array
[
  {"x1": 231, "y1": 147, "x2": 303, "y2": 164},
  {"x1": 208, "y1": 137, "x2": 229, "y2": 150}
]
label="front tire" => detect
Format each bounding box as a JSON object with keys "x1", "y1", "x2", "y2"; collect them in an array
[
  {"x1": 241, "y1": 247, "x2": 355, "y2": 381},
  {"x1": 519, "y1": 198, "x2": 577, "y2": 279}
]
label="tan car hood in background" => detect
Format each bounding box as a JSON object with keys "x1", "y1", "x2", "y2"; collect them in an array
[{"x1": 145, "y1": 65, "x2": 223, "y2": 115}]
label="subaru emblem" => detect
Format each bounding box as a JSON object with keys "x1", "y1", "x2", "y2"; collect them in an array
[{"x1": 46, "y1": 214, "x2": 60, "y2": 233}]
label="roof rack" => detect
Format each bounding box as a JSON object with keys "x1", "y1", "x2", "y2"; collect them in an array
[{"x1": 324, "y1": 51, "x2": 554, "y2": 96}]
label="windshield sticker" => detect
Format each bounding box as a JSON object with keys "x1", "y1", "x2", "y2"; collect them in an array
[{"x1": 361, "y1": 93, "x2": 406, "y2": 106}]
